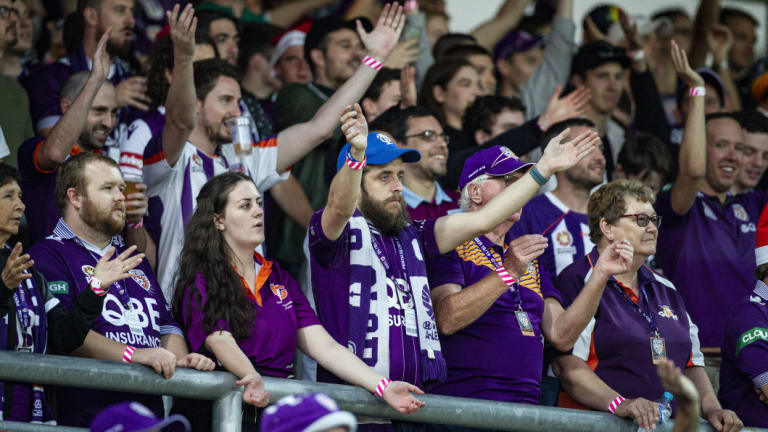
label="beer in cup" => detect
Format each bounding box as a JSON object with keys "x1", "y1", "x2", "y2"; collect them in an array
[{"x1": 225, "y1": 116, "x2": 253, "y2": 156}]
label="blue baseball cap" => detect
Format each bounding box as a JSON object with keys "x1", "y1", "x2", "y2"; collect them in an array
[{"x1": 336, "y1": 132, "x2": 421, "y2": 172}]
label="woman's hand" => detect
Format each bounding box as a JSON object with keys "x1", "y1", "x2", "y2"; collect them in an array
[
  {"x1": 614, "y1": 397, "x2": 659, "y2": 431},
  {"x1": 176, "y1": 353, "x2": 216, "y2": 371},
  {"x1": 1, "y1": 242, "x2": 33, "y2": 289},
  {"x1": 704, "y1": 408, "x2": 743, "y2": 432},
  {"x1": 594, "y1": 240, "x2": 633, "y2": 278},
  {"x1": 381, "y1": 381, "x2": 425, "y2": 414},
  {"x1": 237, "y1": 373, "x2": 270, "y2": 407}
]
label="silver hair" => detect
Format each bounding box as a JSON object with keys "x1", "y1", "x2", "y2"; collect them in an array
[{"x1": 458, "y1": 174, "x2": 490, "y2": 211}]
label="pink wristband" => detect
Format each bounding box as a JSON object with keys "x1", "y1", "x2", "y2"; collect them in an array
[
  {"x1": 374, "y1": 378, "x2": 391, "y2": 398},
  {"x1": 88, "y1": 276, "x2": 106, "y2": 296},
  {"x1": 126, "y1": 218, "x2": 144, "y2": 230},
  {"x1": 122, "y1": 345, "x2": 136, "y2": 363},
  {"x1": 362, "y1": 56, "x2": 383, "y2": 70},
  {"x1": 608, "y1": 395, "x2": 625, "y2": 414},
  {"x1": 689, "y1": 86, "x2": 706, "y2": 97},
  {"x1": 494, "y1": 266, "x2": 516, "y2": 288},
  {"x1": 404, "y1": 0, "x2": 418, "y2": 11}
]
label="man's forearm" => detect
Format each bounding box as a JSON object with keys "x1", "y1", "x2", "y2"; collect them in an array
[
  {"x1": 162, "y1": 333, "x2": 189, "y2": 360},
  {"x1": 71, "y1": 330, "x2": 129, "y2": 361},
  {"x1": 162, "y1": 55, "x2": 196, "y2": 166}
]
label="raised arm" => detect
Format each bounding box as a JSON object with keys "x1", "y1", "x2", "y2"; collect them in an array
[
  {"x1": 161, "y1": 4, "x2": 197, "y2": 167},
  {"x1": 36, "y1": 30, "x2": 111, "y2": 171},
  {"x1": 321, "y1": 104, "x2": 368, "y2": 241},
  {"x1": 434, "y1": 129, "x2": 599, "y2": 254},
  {"x1": 267, "y1": 0, "x2": 337, "y2": 28},
  {"x1": 669, "y1": 40, "x2": 706, "y2": 216},
  {"x1": 470, "y1": 0, "x2": 529, "y2": 51},
  {"x1": 275, "y1": 3, "x2": 405, "y2": 172},
  {"x1": 689, "y1": 0, "x2": 720, "y2": 69}
]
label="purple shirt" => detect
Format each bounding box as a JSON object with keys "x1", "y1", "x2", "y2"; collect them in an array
[
  {"x1": 28, "y1": 219, "x2": 182, "y2": 426},
  {"x1": 556, "y1": 248, "x2": 704, "y2": 408},
  {"x1": 426, "y1": 233, "x2": 560, "y2": 403},
  {"x1": 307, "y1": 209, "x2": 440, "y2": 388},
  {"x1": 719, "y1": 280, "x2": 768, "y2": 427},
  {"x1": 402, "y1": 183, "x2": 461, "y2": 220},
  {"x1": 17, "y1": 136, "x2": 59, "y2": 244},
  {"x1": 655, "y1": 190, "x2": 768, "y2": 347},
  {"x1": 179, "y1": 253, "x2": 320, "y2": 378},
  {"x1": 510, "y1": 192, "x2": 594, "y2": 283}
]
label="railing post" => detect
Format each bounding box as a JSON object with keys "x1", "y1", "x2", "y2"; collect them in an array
[{"x1": 212, "y1": 388, "x2": 243, "y2": 432}]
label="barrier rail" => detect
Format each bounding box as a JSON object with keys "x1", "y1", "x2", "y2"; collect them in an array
[{"x1": 0, "y1": 352, "x2": 765, "y2": 432}]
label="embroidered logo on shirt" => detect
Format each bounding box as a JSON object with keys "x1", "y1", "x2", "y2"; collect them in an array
[
  {"x1": 129, "y1": 269, "x2": 151, "y2": 292},
  {"x1": 657, "y1": 305, "x2": 679, "y2": 321},
  {"x1": 736, "y1": 327, "x2": 768, "y2": 355},
  {"x1": 47, "y1": 281, "x2": 69, "y2": 295},
  {"x1": 81, "y1": 265, "x2": 95, "y2": 277},
  {"x1": 192, "y1": 154, "x2": 203, "y2": 166},
  {"x1": 270, "y1": 283, "x2": 288, "y2": 301},
  {"x1": 733, "y1": 204, "x2": 749, "y2": 222},
  {"x1": 556, "y1": 230, "x2": 573, "y2": 246}
]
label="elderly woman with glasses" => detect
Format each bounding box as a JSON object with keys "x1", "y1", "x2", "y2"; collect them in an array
[{"x1": 552, "y1": 179, "x2": 742, "y2": 432}]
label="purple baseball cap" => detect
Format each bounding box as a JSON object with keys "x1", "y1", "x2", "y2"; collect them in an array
[
  {"x1": 260, "y1": 393, "x2": 357, "y2": 432},
  {"x1": 493, "y1": 30, "x2": 546, "y2": 62},
  {"x1": 90, "y1": 401, "x2": 191, "y2": 432},
  {"x1": 336, "y1": 132, "x2": 421, "y2": 172},
  {"x1": 459, "y1": 145, "x2": 534, "y2": 190}
]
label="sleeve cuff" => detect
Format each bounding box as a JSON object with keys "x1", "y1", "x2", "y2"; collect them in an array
[{"x1": 754, "y1": 371, "x2": 768, "y2": 388}]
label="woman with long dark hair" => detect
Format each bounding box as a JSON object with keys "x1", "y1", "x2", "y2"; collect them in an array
[{"x1": 171, "y1": 172, "x2": 425, "y2": 430}]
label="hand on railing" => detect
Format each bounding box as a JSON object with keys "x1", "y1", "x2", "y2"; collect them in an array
[
  {"x1": 382, "y1": 381, "x2": 426, "y2": 414},
  {"x1": 132, "y1": 347, "x2": 178, "y2": 379},
  {"x1": 176, "y1": 353, "x2": 215, "y2": 371},
  {"x1": 237, "y1": 372, "x2": 270, "y2": 407}
]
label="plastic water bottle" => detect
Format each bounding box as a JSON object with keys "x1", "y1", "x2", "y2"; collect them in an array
[{"x1": 637, "y1": 392, "x2": 674, "y2": 431}]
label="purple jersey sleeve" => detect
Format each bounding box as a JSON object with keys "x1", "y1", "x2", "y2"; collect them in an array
[
  {"x1": 180, "y1": 274, "x2": 232, "y2": 353},
  {"x1": 20, "y1": 62, "x2": 70, "y2": 131},
  {"x1": 426, "y1": 249, "x2": 465, "y2": 289},
  {"x1": 28, "y1": 243, "x2": 77, "y2": 309},
  {"x1": 538, "y1": 260, "x2": 562, "y2": 304},
  {"x1": 654, "y1": 190, "x2": 688, "y2": 223},
  {"x1": 273, "y1": 263, "x2": 320, "y2": 329},
  {"x1": 307, "y1": 209, "x2": 351, "y2": 270},
  {"x1": 411, "y1": 218, "x2": 441, "y2": 260},
  {"x1": 729, "y1": 304, "x2": 768, "y2": 388}
]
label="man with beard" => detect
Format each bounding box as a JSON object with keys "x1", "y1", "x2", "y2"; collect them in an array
[
  {"x1": 307, "y1": 103, "x2": 599, "y2": 431},
  {"x1": 0, "y1": 0, "x2": 30, "y2": 168},
  {"x1": 144, "y1": 4, "x2": 408, "y2": 301},
  {"x1": 21, "y1": 0, "x2": 149, "y2": 137},
  {"x1": 19, "y1": 31, "x2": 150, "y2": 252},
  {"x1": 28, "y1": 151, "x2": 215, "y2": 426},
  {"x1": 510, "y1": 118, "x2": 605, "y2": 284}
]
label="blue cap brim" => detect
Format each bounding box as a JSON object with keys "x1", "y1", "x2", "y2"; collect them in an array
[{"x1": 336, "y1": 143, "x2": 421, "y2": 172}]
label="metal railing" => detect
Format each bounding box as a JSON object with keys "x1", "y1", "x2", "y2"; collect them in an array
[{"x1": 0, "y1": 352, "x2": 766, "y2": 432}]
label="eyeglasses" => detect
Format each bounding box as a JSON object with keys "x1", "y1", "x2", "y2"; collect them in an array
[
  {"x1": 491, "y1": 174, "x2": 515, "y2": 186},
  {"x1": 0, "y1": 6, "x2": 19, "y2": 19},
  {"x1": 621, "y1": 214, "x2": 662, "y2": 228},
  {"x1": 405, "y1": 130, "x2": 450, "y2": 144}
]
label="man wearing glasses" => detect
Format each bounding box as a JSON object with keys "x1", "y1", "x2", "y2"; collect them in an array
[
  {"x1": 0, "y1": 0, "x2": 28, "y2": 167},
  {"x1": 373, "y1": 106, "x2": 459, "y2": 220}
]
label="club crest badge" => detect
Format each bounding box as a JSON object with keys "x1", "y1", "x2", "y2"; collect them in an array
[
  {"x1": 129, "y1": 269, "x2": 151, "y2": 291},
  {"x1": 733, "y1": 204, "x2": 748, "y2": 222},
  {"x1": 81, "y1": 265, "x2": 95, "y2": 277},
  {"x1": 556, "y1": 230, "x2": 573, "y2": 246},
  {"x1": 270, "y1": 283, "x2": 288, "y2": 301}
]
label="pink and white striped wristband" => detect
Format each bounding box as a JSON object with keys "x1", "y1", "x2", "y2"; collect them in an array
[
  {"x1": 374, "y1": 378, "x2": 391, "y2": 398},
  {"x1": 363, "y1": 56, "x2": 383, "y2": 70},
  {"x1": 494, "y1": 266, "x2": 516, "y2": 288},
  {"x1": 122, "y1": 345, "x2": 136, "y2": 363},
  {"x1": 608, "y1": 395, "x2": 625, "y2": 414},
  {"x1": 689, "y1": 86, "x2": 706, "y2": 97}
]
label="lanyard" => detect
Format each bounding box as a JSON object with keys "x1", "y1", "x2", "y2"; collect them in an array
[
  {"x1": 612, "y1": 282, "x2": 660, "y2": 337},
  {"x1": 471, "y1": 237, "x2": 524, "y2": 310}
]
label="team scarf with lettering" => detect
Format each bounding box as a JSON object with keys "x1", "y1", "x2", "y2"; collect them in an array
[
  {"x1": 346, "y1": 214, "x2": 446, "y2": 388},
  {"x1": 0, "y1": 246, "x2": 56, "y2": 423}
]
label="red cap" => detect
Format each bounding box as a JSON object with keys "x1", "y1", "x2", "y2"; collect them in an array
[{"x1": 756, "y1": 204, "x2": 768, "y2": 266}]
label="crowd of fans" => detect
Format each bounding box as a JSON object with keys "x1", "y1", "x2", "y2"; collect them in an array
[{"x1": 0, "y1": 0, "x2": 767, "y2": 431}]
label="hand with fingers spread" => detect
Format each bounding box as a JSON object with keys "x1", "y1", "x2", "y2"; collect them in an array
[
  {"x1": 503, "y1": 235, "x2": 548, "y2": 279},
  {"x1": 707, "y1": 24, "x2": 733, "y2": 67},
  {"x1": 132, "y1": 347, "x2": 178, "y2": 378},
  {"x1": 670, "y1": 40, "x2": 704, "y2": 88},
  {"x1": 619, "y1": 11, "x2": 642, "y2": 53},
  {"x1": 537, "y1": 128, "x2": 600, "y2": 178},
  {"x1": 594, "y1": 240, "x2": 633, "y2": 278},
  {"x1": 538, "y1": 85, "x2": 591, "y2": 131},
  {"x1": 614, "y1": 397, "x2": 660, "y2": 431},
  {"x1": 340, "y1": 104, "x2": 369, "y2": 155},
  {"x1": 168, "y1": 3, "x2": 197, "y2": 62},
  {"x1": 400, "y1": 64, "x2": 417, "y2": 108},
  {"x1": 237, "y1": 373, "x2": 270, "y2": 407},
  {"x1": 2, "y1": 243, "x2": 34, "y2": 289},
  {"x1": 383, "y1": 39, "x2": 419, "y2": 69},
  {"x1": 125, "y1": 183, "x2": 148, "y2": 224},
  {"x1": 116, "y1": 76, "x2": 152, "y2": 111},
  {"x1": 92, "y1": 245, "x2": 146, "y2": 288},
  {"x1": 584, "y1": 16, "x2": 607, "y2": 43},
  {"x1": 177, "y1": 353, "x2": 216, "y2": 371},
  {"x1": 90, "y1": 28, "x2": 112, "y2": 83},
  {"x1": 358, "y1": 2, "x2": 406, "y2": 61},
  {"x1": 382, "y1": 381, "x2": 426, "y2": 414}
]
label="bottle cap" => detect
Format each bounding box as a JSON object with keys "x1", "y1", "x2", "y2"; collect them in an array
[{"x1": 663, "y1": 391, "x2": 674, "y2": 401}]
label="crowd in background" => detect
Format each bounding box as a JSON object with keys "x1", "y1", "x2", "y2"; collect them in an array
[{"x1": 0, "y1": 0, "x2": 767, "y2": 431}]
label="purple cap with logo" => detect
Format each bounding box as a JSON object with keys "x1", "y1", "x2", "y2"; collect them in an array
[
  {"x1": 90, "y1": 401, "x2": 191, "y2": 432},
  {"x1": 260, "y1": 393, "x2": 357, "y2": 432},
  {"x1": 459, "y1": 145, "x2": 534, "y2": 190}
]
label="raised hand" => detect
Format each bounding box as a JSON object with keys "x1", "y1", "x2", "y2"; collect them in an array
[
  {"x1": 594, "y1": 240, "x2": 633, "y2": 278},
  {"x1": 383, "y1": 39, "x2": 419, "y2": 69},
  {"x1": 125, "y1": 183, "x2": 148, "y2": 224},
  {"x1": 91, "y1": 28, "x2": 112, "y2": 83},
  {"x1": 340, "y1": 104, "x2": 369, "y2": 154},
  {"x1": 619, "y1": 11, "x2": 641, "y2": 53},
  {"x1": 671, "y1": 40, "x2": 704, "y2": 87},
  {"x1": 613, "y1": 397, "x2": 659, "y2": 431},
  {"x1": 116, "y1": 76, "x2": 151, "y2": 111},
  {"x1": 1, "y1": 243, "x2": 33, "y2": 289},
  {"x1": 177, "y1": 353, "x2": 216, "y2": 371},
  {"x1": 503, "y1": 235, "x2": 548, "y2": 279},
  {"x1": 538, "y1": 85, "x2": 591, "y2": 132},
  {"x1": 538, "y1": 129, "x2": 600, "y2": 177},
  {"x1": 584, "y1": 16, "x2": 607, "y2": 43},
  {"x1": 400, "y1": 64, "x2": 417, "y2": 108},
  {"x1": 381, "y1": 381, "x2": 425, "y2": 414},
  {"x1": 707, "y1": 24, "x2": 733, "y2": 66},
  {"x1": 236, "y1": 373, "x2": 270, "y2": 407},
  {"x1": 358, "y1": 2, "x2": 406, "y2": 61},
  {"x1": 168, "y1": 3, "x2": 197, "y2": 61},
  {"x1": 92, "y1": 245, "x2": 146, "y2": 288}
]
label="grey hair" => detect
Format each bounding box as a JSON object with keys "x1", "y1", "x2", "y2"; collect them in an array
[{"x1": 458, "y1": 174, "x2": 490, "y2": 211}]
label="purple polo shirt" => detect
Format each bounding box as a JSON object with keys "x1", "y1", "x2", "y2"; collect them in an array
[
  {"x1": 29, "y1": 219, "x2": 182, "y2": 426},
  {"x1": 719, "y1": 280, "x2": 768, "y2": 428},
  {"x1": 556, "y1": 248, "x2": 704, "y2": 409},
  {"x1": 510, "y1": 192, "x2": 594, "y2": 283},
  {"x1": 179, "y1": 253, "x2": 320, "y2": 378},
  {"x1": 402, "y1": 183, "x2": 461, "y2": 220},
  {"x1": 655, "y1": 190, "x2": 768, "y2": 347},
  {"x1": 426, "y1": 233, "x2": 560, "y2": 403},
  {"x1": 307, "y1": 209, "x2": 440, "y2": 389}
]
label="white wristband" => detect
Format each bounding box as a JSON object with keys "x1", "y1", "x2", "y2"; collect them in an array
[
  {"x1": 374, "y1": 378, "x2": 391, "y2": 398},
  {"x1": 122, "y1": 345, "x2": 136, "y2": 363},
  {"x1": 608, "y1": 395, "x2": 625, "y2": 414}
]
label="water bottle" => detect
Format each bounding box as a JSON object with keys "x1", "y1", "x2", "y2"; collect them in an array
[{"x1": 637, "y1": 392, "x2": 674, "y2": 431}]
